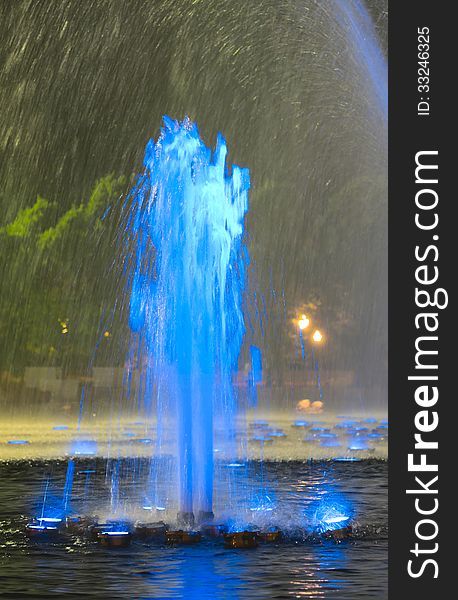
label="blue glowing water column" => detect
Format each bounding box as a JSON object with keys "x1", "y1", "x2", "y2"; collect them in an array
[
  {"x1": 128, "y1": 117, "x2": 249, "y2": 518},
  {"x1": 62, "y1": 459, "x2": 75, "y2": 512}
]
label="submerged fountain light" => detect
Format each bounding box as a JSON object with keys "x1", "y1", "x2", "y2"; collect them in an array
[
  {"x1": 69, "y1": 440, "x2": 97, "y2": 456},
  {"x1": 322, "y1": 515, "x2": 350, "y2": 527},
  {"x1": 98, "y1": 526, "x2": 132, "y2": 547},
  {"x1": 348, "y1": 438, "x2": 373, "y2": 451},
  {"x1": 25, "y1": 522, "x2": 60, "y2": 536},
  {"x1": 40, "y1": 517, "x2": 62, "y2": 524},
  {"x1": 310, "y1": 493, "x2": 354, "y2": 535}
]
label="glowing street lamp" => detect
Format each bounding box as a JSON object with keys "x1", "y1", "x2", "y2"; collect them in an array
[
  {"x1": 312, "y1": 329, "x2": 323, "y2": 343},
  {"x1": 298, "y1": 315, "x2": 310, "y2": 331}
]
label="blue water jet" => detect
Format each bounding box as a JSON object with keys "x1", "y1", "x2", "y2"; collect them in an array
[
  {"x1": 63, "y1": 460, "x2": 75, "y2": 512},
  {"x1": 126, "y1": 116, "x2": 249, "y2": 519}
]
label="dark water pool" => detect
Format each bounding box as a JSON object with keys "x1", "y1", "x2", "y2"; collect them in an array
[{"x1": 0, "y1": 460, "x2": 387, "y2": 599}]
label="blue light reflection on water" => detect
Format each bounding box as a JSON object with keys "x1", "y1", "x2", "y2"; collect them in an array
[
  {"x1": 69, "y1": 440, "x2": 97, "y2": 456},
  {"x1": 7, "y1": 440, "x2": 29, "y2": 445},
  {"x1": 347, "y1": 438, "x2": 372, "y2": 451},
  {"x1": 0, "y1": 459, "x2": 387, "y2": 599}
]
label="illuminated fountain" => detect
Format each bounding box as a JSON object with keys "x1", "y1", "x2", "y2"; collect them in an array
[
  {"x1": 23, "y1": 0, "x2": 390, "y2": 538},
  {"x1": 26, "y1": 117, "x2": 359, "y2": 543},
  {"x1": 125, "y1": 116, "x2": 250, "y2": 525}
]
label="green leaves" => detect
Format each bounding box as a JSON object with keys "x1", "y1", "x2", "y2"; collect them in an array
[
  {"x1": 2, "y1": 196, "x2": 52, "y2": 238},
  {"x1": 0, "y1": 174, "x2": 127, "y2": 371},
  {"x1": 37, "y1": 174, "x2": 126, "y2": 251}
]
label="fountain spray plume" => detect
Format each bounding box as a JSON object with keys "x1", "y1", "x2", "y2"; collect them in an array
[
  {"x1": 333, "y1": 0, "x2": 387, "y2": 121},
  {"x1": 126, "y1": 116, "x2": 250, "y2": 524}
]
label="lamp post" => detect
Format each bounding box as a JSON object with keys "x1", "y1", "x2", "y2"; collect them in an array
[{"x1": 297, "y1": 315, "x2": 310, "y2": 359}]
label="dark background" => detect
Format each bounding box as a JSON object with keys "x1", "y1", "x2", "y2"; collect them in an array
[{"x1": 0, "y1": 0, "x2": 387, "y2": 411}]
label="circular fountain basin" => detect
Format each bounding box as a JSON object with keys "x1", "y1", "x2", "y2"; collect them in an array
[
  {"x1": 134, "y1": 521, "x2": 168, "y2": 539},
  {"x1": 258, "y1": 527, "x2": 282, "y2": 543},
  {"x1": 98, "y1": 531, "x2": 132, "y2": 547},
  {"x1": 25, "y1": 519, "x2": 61, "y2": 538},
  {"x1": 224, "y1": 531, "x2": 258, "y2": 549},
  {"x1": 165, "y1": 530, "x2": 202, "y2": 544}
]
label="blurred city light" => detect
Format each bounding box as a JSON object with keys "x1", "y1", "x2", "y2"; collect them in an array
[
  {"x1": 298, "y1": 314, "x2": 310, "y2": 330},
  {"x1": 312, "y1": 329, "x2": 323, "y2": 343}
]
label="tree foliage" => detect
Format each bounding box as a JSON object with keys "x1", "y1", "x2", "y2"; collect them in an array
[{"x1": 0, "y1": 174, "x2": 127, "y2": 373}]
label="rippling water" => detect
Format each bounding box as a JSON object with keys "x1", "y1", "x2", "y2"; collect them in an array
[{"x1": 0, "y1": 460, "x2": 387, "y2": 599}]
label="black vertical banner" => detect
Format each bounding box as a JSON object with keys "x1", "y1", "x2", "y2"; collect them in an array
[{"x1": 389, "y1": 2, "x2": 451, "y2": 597}]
